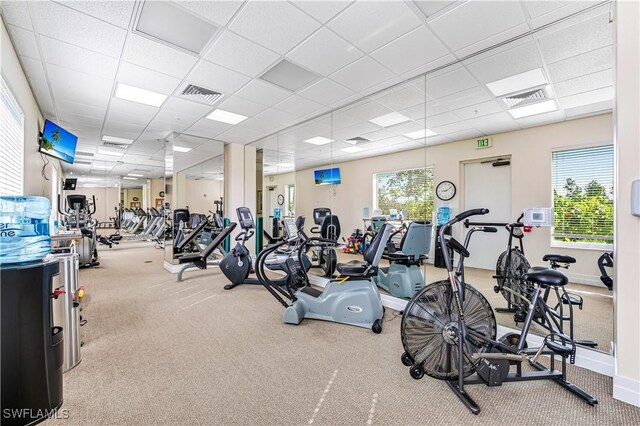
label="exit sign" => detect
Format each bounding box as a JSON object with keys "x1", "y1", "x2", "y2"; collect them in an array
[{"x1": 476, "y1": 137, "x2": 492, "y2": 149}]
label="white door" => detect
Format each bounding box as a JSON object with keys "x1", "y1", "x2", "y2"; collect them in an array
[{"x1": 463, "y1": 159, "x2": 512, "y2": 269}]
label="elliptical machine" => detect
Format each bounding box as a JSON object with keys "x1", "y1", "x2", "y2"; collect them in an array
[
  {"x1": 307, "y1": 208, "x2": 340, "y2": 277},
  {"x1": 219, "y1": 207, "x2": 310, "y2": 290},
  {"x1": 57, "y1": 194, "x2": 99, "y2": 268},
  {"x1": 257, "y1": 218, "x2": 391, "y2": 333}
]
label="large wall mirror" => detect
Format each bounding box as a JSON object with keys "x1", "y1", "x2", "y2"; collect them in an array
[
  {"x1": 163, "y1": 134, "x2": 225, "y2": 266},
  {"x1": 247, "y1": 2, "x2": 614, "y2": 356}
]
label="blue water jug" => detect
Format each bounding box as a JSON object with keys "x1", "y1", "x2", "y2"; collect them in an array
[{"x1": 0, "y1": 196, "x2": 51, "y2": 265}]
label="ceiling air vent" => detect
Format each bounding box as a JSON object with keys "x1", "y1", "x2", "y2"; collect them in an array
[
  {"x1": 502, "y1": 88, "x2": 549, "y2": 109},
  {"x1": 181, "y1": 84, "x2": 223, "y2": 105},
  {"x1": 345, "y1": 136, "x2": 371, "y2": 145},
  {"x1": 102, "y1": 141, "x2": 129, "y2": 149}
]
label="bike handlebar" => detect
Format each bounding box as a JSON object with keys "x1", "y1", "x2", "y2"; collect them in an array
[{"x1": 454, "y1": 208, "x2": 489, "y2": 222}]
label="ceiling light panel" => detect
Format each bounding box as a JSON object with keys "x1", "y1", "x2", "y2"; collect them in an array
[
  {"x1": 304, "y1": 137, "x2": 334, "y2": 146},
  {"x1": 173, "y1": 146, "x2": 192, "y2": 153},
  {"x1": 115, "y1": 83, "x2": 167, "y2": 107},
  {"x1": 122, "y1": 177, "x2": 138, "y2": 180},
  {"x1": 486, "y1": 68, "x2": 548, "y2": 97},
  {"x1": 135, "y1": 1, "x2": 218, "y2": 54},
  {"x1": 98, "y1": 149, "x2": 124, "y2": 157},
  {"x1": 206, "y1": 109, "x2": 248, "y2": 125},
  {"x1": 405, "y1": 129, "x2": 438, "y2": 139},
  {"x1": 127, "y1": 173, "x2": 144, "y2": 177},
  {"x1": 508, "y1": 99, "x2": 558, "y2": 119},
  {"x1": 342, "y1": 146, "x2": 364, "y2": 153},
  {"x1": 259, "y1": 59, "x2": 320, "y2": 92},
  {"x1": 369, "y1": 112, "x2": 410, "y2": 127}
]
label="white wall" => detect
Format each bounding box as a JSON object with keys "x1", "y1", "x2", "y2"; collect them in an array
[
  {"x1": 1, "y1": 19, "x2": 61, "y2": 200},
  {"x1": 183, "y1": 178, "x2": 223, "y2": 215},
  {"x1": 295, "y1": 114, "x2": 613, "y2": 284},
  {"x1": 69, "y1": 186, "x2": 119, "y2": 223},
  {"x1": 262, "y1": 171, "x2": 295, "y2": 217},
  {"x1": 613, "y1": 0, "x2": 640, "y2": 406}
]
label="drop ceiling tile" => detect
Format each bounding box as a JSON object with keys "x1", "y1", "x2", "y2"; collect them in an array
[
  {"x1": 359, "y1": 128, "x2": 396, "y2": 142},
  {"x1": 453, "y1": 100, "x2": 504, "y2": 120},
  {"x1": 399, "y1": 103, "x2": 427, "y2": 121},
  {"x1": 187, "y1": 61, "x2": 251, "y2": 96},
  {"x1": 431, "y1": 121, "x2": 473, "y2": 135},
  {"x1": 443, "y1": 128, "x2": 482, "y2": 142},
  {"x1": 124, "y1": 33, "x2": 198, "y2": 79},
  {"x1": 546, "y1": 45, "x2": 613, "y2": 83},
  {"x1": 106, "y1": 98, "x2": 159, "y2": 126},
  {"x1": 31, "y1": 1, "x2": 126, "y2": 57},
  {"x1": 291, "y1": 1, "x2": 353, "y2": 23},
  {"x1": 427, "y1": 86, "x2": 492, "y2": 113},
  {"x1": 466, "y1": 112, "x2": 519, "y2": 135},
  {"x1": 328, "y1": 1, "x2": 421, "y2": 53},
  {"x1": 371, "y1": 26, "x2": 450, "y2": 76},
  {"x1": 412, "y1": 0, "x2": 459, "y2": 18},
  {"x1": 184, "y1": 118, "x2": 233, "y2": 139},
  {"x1": 529, "y1": 1, "x2": 607, "y2": 30},
  {"x1": 537, "y1": 13, "x2": 612, "y2": 64},
  {"x1": 424, "y1": 67, "x2": 478, "y2": 99},
  {"x1": 330, "y1": 56, "x2": 395, "y2": 93},
  {"x1": 56, "y1": 0, "x2": 135, "y2": 29},
  {"x1": 1, "y1": 1, "x2": 33, "y2": 30},
  {"x1": 429, "y1": 1, "x2": 526, "y2": 52},
  {"x1": 47, "y1": 63, "x2": 113, "y2": 109},
  {"x1": 218, "y1": 96, "x2": 268, "y2": 117},
  {"x1": 524, "y1": 1, "x2": 577, "y2": 19},
  {"x1": 163, "y1": 97, "x2": 213, "y2": 117},
  {"x1": 149, "y1": 110, "x2": 202, "y2": 133},
  {"x1": 57, "y1": 100, "x2": 106, "y2": 121},
  {"x1": 102, "y1": 120, "x2": 145, "y2": 139},
  {"x1": 117, "y1": 61, "x2": 182, "y2": 95},
  {"x1": 217, "y1": 126, "x2": 264, "y2": 144},
  {"x1": 274, "y1": 95, "x2": 325, "y2": 117},
  {"x1": 424, "y1": 111, "x2": 462, "y2": 128},
  {"x1": 298, "y1": 78, "x2": 356, "y2": 106},
  {"x1": 59, "y1": 112, "x2": 103, "y2": 130},
  {"x1": 564, "y1": 100, "x2": 612, "y2": 118},
  {"x1": 19, "y1": 56, "x2": 47, "y2": 83},
  {"x1": 465, "y1": 41, "x2": 543, "y2": 84},
  {"x1": 558, "y1": 86, "x2": 614, "y2": 110},
  {"x1": 387, "y1": 120, "x2": 424, "y2": 135},
  {"x1": 233, "y1": 80, "x2": 291, "y2": 106},
  {"x1": 39, "y1": 35, "x2": 118, "y2": 80},
  {"x1": 203, "y1": 31, "x2": 280, "y2": 78},
  {"x1": 176, "y1": 0, "x2": 243, "y2": 28},
  {"x1": 515, "y1": 110, "x2": 566, "y2": 128},
  {"x1": 553, "y1": 69, "x2": 612, "y2": 98},
  {"x1": 287, "y1": 28, "x2": 363, "y2": 76},
  {"x1": 229, "y1": 1, "x2": 320, "y2": 54},
  {"x1": 373, "y1": 85, "x2": 425, "y2": 111},
  {"x1": 6, "y1": 25, "x2": 40, "y2": 60},
  {"x1": 251, "y1": 108, "x2": 299, "y2": 128}
]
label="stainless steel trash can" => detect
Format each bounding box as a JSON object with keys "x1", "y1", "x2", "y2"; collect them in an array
[{"x1": 51, "y1": 253, "x2": 81, "y2": 372}]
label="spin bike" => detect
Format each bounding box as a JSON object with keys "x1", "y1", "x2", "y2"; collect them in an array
[{"x1": 400, "y1": 208, "x2": 597, "y2": 414}]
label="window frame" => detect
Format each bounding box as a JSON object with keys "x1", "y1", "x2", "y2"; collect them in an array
[
  {"x1": 0, "y1": 74, "x2": 25, "y2": 196},
  {"x1": 373, "y1": 166, "x2": 435, "y2": 221},
  {"x1": 550, "y1": 143, "x2": 614, "y2": 251}
]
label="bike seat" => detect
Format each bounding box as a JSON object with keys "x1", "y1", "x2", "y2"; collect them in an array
[
  {"x1": 523, "y1": 268, "x2": 568, "y2": 287},
  {"x1": 337, "y1": 260, "x2": 369, "y2": 277},
  {"x1": 543, "y1": 254, "x2": 576, "y2": 264}
]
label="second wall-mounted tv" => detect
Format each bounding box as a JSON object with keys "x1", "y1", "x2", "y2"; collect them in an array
[
  {"x1": 314, "y1": 167, "x2": 341, "y2": 185},
  {"x1": 39, "y1": 119, "x2": 78, "y2": 164}
]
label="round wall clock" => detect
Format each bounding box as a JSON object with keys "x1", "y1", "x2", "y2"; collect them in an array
[
  {"x1": 159, "y1": 191, "x2": 165, "y2": 197},
  {"x1": 132, "y1": 196, "x2": 139, "y2": 202},
  {"x1": 277, "y1": 194, "x2": 285, "y2": 206},
  {"x1": 436, "y1": 181, "x2": 456, "y2": 201}
]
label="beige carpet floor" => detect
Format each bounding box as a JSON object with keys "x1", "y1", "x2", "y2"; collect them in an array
[{"x1": 48, "y1": 241, "x2": 639, "y2": 425}]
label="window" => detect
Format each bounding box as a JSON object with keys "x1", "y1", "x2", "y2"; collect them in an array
[
  {"x1": 0, "y1": 76, "x2": 24, "y2": 195},
  {"x1": 552, "y1": 145, "x2": 614, "y2": 245},
  {"x1": 375, "y1": 167, "x2": 434, "y2": 220},
  {"x1": 285, "y1": 184, "x2": 295, "y2": 217}
]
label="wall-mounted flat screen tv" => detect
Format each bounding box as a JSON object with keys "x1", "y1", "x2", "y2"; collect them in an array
[
  {"x1": 314, "y1": 167, "x2": 341, "y2": 185},
  {"x1": 39, "y1": 119, "x2": 78, "y2": 164}
]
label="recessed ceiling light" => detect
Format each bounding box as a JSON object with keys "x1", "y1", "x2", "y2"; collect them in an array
[
  {"x1": 278, "y1": 162, "x2": 293, "y2": 167},
  {"x1": 102, "y1": 135, "x2": 134, "y2": 144},
  {"x1": 206, "y1": 109, "x2": 248, "y2": 125},
  {"x1": 127, "y1": 173, "x2": 144, "y2": 177},
  {"x1": 369, "y1": 112, "x2": 410, "y2": 127},
  {"x1": 404, "y1": 129, "x2": 438, "y2": 139},
  {"x1": 486, "y1": 68, "x2": 547, "y2": 97},
  {"x1": 173, "y1": 146, "x2": 192, "y2": 153},
  {"x1": 259, "y1": 59, "x2": 319, "y2": 92},
  {"x1": 304, "y1": 136, "x2": 334, "y2": 146},
  {"x1": 342, "y1": 146, "x2": 364, "y2": 153},
  {"x1": 508, "y1": 99, "x2": 558, "y2": 119},
  {"x1": 122, "y1": 177, "x2": 138, "y2": 180},
  {"x1": 98, "y1": 149, "x2": 124, "y2": 157},
  {"x1": 115, "y1": 83, "x2": 167, "y2": 107},
  {"x1": 135, "y1": 1, "x2": 218, "y2": 55}
]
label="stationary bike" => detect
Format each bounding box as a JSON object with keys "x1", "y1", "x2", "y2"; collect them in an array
[
  {"x1": 306, "y1": 208, "x2": 340, "y2": 277},
  {"x1": 400, "y1": 208, "x2": 597, "y2": 414},
  {"x1": 257, "y1": 218, "x2": 391, "y2": 333},
  {"x1": 220, "y1": 207, "x2": 310, "y2": 290},
  {"x1": 374, "y1": 221, "x2": 432, "y2": 299}
]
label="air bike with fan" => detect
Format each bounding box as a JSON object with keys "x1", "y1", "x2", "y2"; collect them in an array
[
  {"x1": 400, "y1": 208, "x2": 597, "y2": 415},
  {"x1": 256, "y1": 217, "x2": 390, "y2": 333}
]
